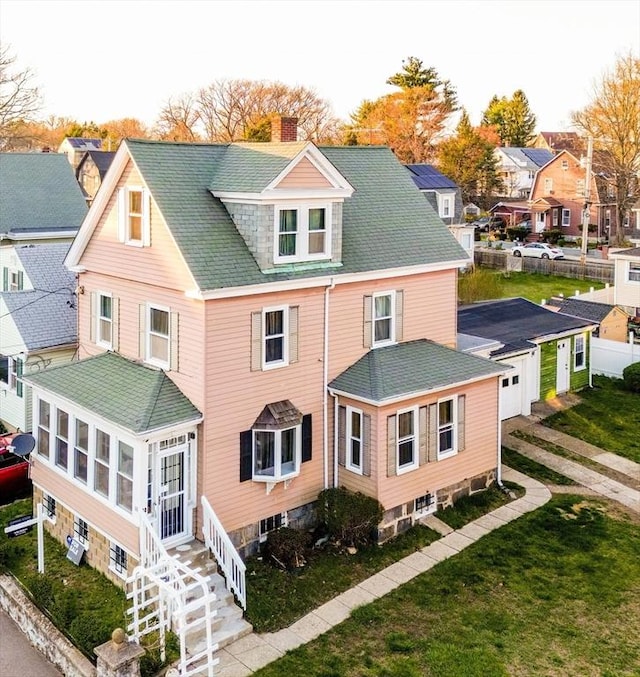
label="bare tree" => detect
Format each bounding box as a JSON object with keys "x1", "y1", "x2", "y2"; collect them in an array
[
  {"x1": 0, "y1": 45, "x2": 42, "y2": 149},
  {"x1": 154, "y1": 93, "x2": 202, "y2": 141},
  {"x1": 572, "y1": 53, "x2": 640, "y2": 244}
]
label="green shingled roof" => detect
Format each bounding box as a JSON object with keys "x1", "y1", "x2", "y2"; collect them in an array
[
  {"x1": 25, "y1": 353, "x2": 201, "y2": 434},
  {"x1": 125, "y1": 140, "x2": 467, "y2": 292},
  {"x1": 0, "y1": 153, "x2": 88, "y2": 234},
  {"x1": 329, "y1": 340, "x2": 506, "y2": 403}
]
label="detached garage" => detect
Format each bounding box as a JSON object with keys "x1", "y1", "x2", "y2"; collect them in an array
[{"x1": 458, "y1": 298, "x2": 596, "y2": 420}]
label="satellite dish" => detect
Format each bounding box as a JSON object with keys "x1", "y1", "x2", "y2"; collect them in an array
[{"x1": 9, "y1": 434, "x2": 36, "y2": 457}]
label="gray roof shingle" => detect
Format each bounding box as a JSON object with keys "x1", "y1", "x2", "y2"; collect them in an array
[
  {"x1": 547, "y1": 298, "x2": 619, "y2": 324},
  {"x1": 328, "y1": 339, "x2": 506, "y2": 402},
  {"x1": 126, "y1": 140, "x2": 467, "y2": 292},
  {"x1": 0, "y1": 153, "x2": 88, "y2": 235},
  {"x1": 25, "y1": 353, "x2": 201, "y2": 433}
]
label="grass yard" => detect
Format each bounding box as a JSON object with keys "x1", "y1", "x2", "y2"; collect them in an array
[
  {"x1": 459, "y1": 269, "x2": 605, "y2": 305},
  {"x1": 544, "y1": 376, "x2": 640, "y2": 464},
  {"x1": 254, "y1": 495, "x2": 640, "y2": 677},
  {"x1": 501, "y1": 447, "x2": 575, "y2": 486}
]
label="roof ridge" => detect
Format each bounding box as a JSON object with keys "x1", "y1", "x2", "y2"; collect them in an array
[{"x1": 140, "y1": 369, "x2": 170, "y2": 431}]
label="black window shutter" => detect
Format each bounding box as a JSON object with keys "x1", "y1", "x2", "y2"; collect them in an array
[
  {"x1": 240, "y1": 430, "x2": 252, "y2": 482},
  {"x1": 301, "y1": 414, "x2": 312, "y2": 463}
]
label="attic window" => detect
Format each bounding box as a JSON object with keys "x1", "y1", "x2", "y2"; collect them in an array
[
  {"x1": 274, "y1": 204, "x2": 331, "y2": 263},
  {"x1": 561, "y1": 159, "x2": 569, "y2": 170}
]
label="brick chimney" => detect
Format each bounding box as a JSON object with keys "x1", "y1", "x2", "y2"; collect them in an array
[{"x1": 272, "y1": 116, "x2": 298, "y2": 142}]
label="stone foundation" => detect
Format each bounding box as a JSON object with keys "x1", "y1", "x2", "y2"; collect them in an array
[
  {"x1": 32, "y1": 487, "x2": 137, "y2": 588},
  {"x1": 377, "y1": 469, "x2": 497, "y2": 543}
]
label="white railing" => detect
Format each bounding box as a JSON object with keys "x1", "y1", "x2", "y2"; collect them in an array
[{"x1": 201, "y1": 495, "x2": 246, "y2": 609}]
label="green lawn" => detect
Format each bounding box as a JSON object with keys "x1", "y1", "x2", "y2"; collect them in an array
[
  {"x1": 255, "y1": 495, "x2": 640, "y2": 677},
  {"x1": 544, "y1": 376, "x2": 640, "y2": 464},
  {"x1": 459, "y1": 270, "x2": 605, "y2": 305},
  {"x1": 502, "y1": 447, "x2": 575, "y2": 486}
]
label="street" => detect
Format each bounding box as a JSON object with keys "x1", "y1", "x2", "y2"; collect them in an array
[{"x1": 0, "y1": 609, "x2": 61, "y2": 677}]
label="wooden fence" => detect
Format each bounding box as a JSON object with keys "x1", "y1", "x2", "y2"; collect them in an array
[{"x1": 474, "y1": 249, "x2": 615, "y2": 284}]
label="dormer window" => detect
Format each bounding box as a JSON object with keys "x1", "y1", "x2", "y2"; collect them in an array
[
  {"x1": 117, "y1": 186, "x2": 150, "y2": 247},
  {"x1": 275, "y1": 205, "x2": 330, "y2": 262}
]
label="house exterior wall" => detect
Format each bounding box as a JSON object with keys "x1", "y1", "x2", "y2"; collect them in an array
[
  {"x1": 570, "y1": 333, "x2": 590, "y2": 391},
  {"x1": 613, "y1": 257, "x2": 640, "y2": 313},
  {"x1": 599, "y1": 308, "x2": 631, "y2": 342},
  {"x1": 80, "y1": 161, "x2": 197, "y2": 292},
  {"x1": 275, "y1": 157, "x2": 333, "y2": 188},
  {"x1": 0, "y1": 246, "x2": 32, "y2": 291},
  {"x1": 539, "y1": 333, "x2": 590, "y2": 399}
]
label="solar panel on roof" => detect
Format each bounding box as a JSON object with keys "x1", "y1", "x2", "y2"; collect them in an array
[{"x1": 522, "y1": 149, "x2": 554, "y2": 167}]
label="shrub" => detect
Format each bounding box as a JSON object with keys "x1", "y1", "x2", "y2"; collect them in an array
[
  {"x1": 622, "y1": 362, "x2": 640, "y2": 393},
  {"x1": 263, "y1": 526, "x2": 310, "y2": 570},
  {"x1": 317, "y1": 487, "x2": 383, "y2": 547},
  {"x1": 542, "y1": 229, "x2": 563, "y2": 245},
  {"x1": 506, "y1": 226, "x2": 528, "y2": 242}
]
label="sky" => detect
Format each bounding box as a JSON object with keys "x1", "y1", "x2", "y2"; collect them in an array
[{"x1": 1, "y1": 0, "x2": 639, "y2": 134}]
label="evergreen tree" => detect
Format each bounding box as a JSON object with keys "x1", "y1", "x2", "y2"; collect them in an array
[{"x1": 481, "y1": 90, "x2": 536, "y2": 146}]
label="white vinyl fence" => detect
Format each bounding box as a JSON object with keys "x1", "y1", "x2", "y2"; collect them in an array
[{"x1": 592, "y1": 333, "x2": 640, "y2": 378}]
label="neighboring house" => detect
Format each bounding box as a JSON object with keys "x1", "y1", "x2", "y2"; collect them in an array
[
  {"x1": 545, "y1": 297, "x2": 631, "y2": 342},
  {"x1": 529, "y1": 149, "x2": 617, "y2": 240},
  {"x1": 405, "y1": 164, "x2": 473, "y2": 261},
  {"x1": 0, "y1": 243, "x2": 77, "y2": 432},
  {"x1": 458, "y1": 297, "x2": 595, "y2": 419},
  {"x1": 405, "y1": 164, "x2": 464, "y2": 224},
  {"x1": 76, "y1": 150, "x2": 116, "y2": 204},
  {"x1": 609, "y1": 247, "x2": 640, "y2": 316},
  {"x1": 24, "y1": 121, "x2": 507, "y2": 650},
  {"x1": 532, "y1": 131, "x2": 583, "y2": 155},
  {"x1": 493, "y1": 147, "x2": 553, "y2": 198},
  {"x1": 58, "y1": 138, "x2": 103, "y2": 170},
  {"x1": 0, "y1": 153, "x2": 87, "y2": 247}
]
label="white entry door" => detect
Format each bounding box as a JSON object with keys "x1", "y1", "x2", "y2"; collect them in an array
[
  {"x1": 157, "y1": 446, "x2": 188, "y2": 542},
  {"x1": 556, "y1": 340, "x2": 570, "y2": 394},
  {"x1": 500, "y1": 369, "x2": 522, "y2": 420}
]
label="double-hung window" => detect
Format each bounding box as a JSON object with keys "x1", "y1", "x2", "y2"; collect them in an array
[
  {"x1": 98, "y1": 294, "x2": 113, "y2": 347},
  {"x1": 117, "y1": 442, "x2": 134, "y2": 512},
  {"x1": 118, "y1": 186, "x2": 149, "y2": 246},
  {"x1": 574, "y1": 334, "x2": 586, "y2": 370},
  {"x1": 373, "y1": 291, "x2": 395, "y2": 345},
  {"x1": 264, "y1": 307, "x2": 287, "y2": 367},
  {"x1": 275, "y1": 205, "x2": 330, "y2": 262},
  {"x1": 147, "y1": 305, "x2": 170, "y2": 367},
  {"x1": 629, "y1": 263, "x2": 640, "y2": 283},
  {"x1": 346, "y1": 407, "x2": 363, "y2": 474},
  {"x1": 74, "y1": 419, "x2": 89, "y2": 483},
  {"x1": 37, "y1": 399, "x2": 51, "y2": 459},
  {"x1": 253, "y1": 426, "x2": 300, "y2": 481},
  {"x1": 1, "y1": 356, "x2": 23, "y2": 396},
  {"x1": 55, "y1": 409, "x2": 69, "y2": 470},
  {"x1": 562, "y1": 209, "x2": 571, "y2": 227},
  {"x1": 94, "y1": 429, "x2": 111, "y2": 497},
  {"x1": 397, "y1": 408, "x2": 418, "y2": 473},
  {"x1": 437, "y1": 398, "x2": 457, "y2": 459},
  {"x1": 441, "y1": 196, "x2": 451, "y2": 218}
]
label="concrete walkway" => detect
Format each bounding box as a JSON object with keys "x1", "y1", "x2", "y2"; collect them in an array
[
  {"x1": 503, "y1": 417, "x2": 640, "y2": 513},
  {"x1": 216, "y1": 467, "x2": 551, "y2": 676}
]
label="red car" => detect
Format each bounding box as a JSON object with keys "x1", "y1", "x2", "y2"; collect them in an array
[{"x1": 0, "y1": 434, "x2": 31, "y2": 503}]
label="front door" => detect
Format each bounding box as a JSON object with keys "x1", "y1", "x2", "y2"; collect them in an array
[
  {"x1": 556, "y1": 340, "x2": 570, "y2": 394},
  {"x1": 158, "y1": 447, "x2": 187, "y2": 542}
]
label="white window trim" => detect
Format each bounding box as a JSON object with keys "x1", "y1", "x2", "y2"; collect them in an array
[
  {"x1": 396, "y1": 406, "x2": 418, "y2": 475},
  {"x1": 628, "y1": 262, "x2": 640, "y2": 284},
  {"x1": 439, "y1": 195, "x2": 452, "y2": 218},
  {"x1": 345, "y1": 406, "x2": 363, "y2": 475},
  {"x1": 96, "y1": 292, "x2": 113, "y2": 350},
  {"x1": 252, "y1": 425, "x2": 301, "y2": 483},
  {"x1": 273, "y1": 203, "x2": 332, "y2": 263},
  {"x1": 73, "y1": 418, "x2": 89, "y2": 485},
  {"x1": 262, "y1": 305, "x2": 289, "y2": 370},
  {"x1": 574, "y1": 334, "x2": 586, "y2": 371},
  {"x1": 121, "y1": 186, "x2": 148, "y2": 247},
  {"x1": 109, "y1": 541, "x2": 128, "y2": 579},
  {"x1": 562, "y1": 209, "x2": 571, "y2": 227},
  {"x1": 146, "y1": 303, "x2": 171, "y2": 369},
  {"x1": 372, "y1": 290, "x2": 396, "y2": 347},
  {"x1": 437, "y1": 396, "x2": 458, "y2": 461},
  {"x1": 42, "y1": 494, "x2": 57, "y2": 523}
]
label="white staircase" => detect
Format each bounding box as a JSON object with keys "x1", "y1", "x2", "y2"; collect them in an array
[{"x1": 127, "y1": 512, "x2": 251, "y2": 676}]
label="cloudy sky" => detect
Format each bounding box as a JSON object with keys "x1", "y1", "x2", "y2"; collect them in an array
[{"x1": 2, "y1": 0, "x2": 639, "y2": 132}]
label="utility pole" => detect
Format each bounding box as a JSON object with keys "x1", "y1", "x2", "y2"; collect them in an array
[{"x1": 580, "y1": 136, "x2": 593, "y2": 264}]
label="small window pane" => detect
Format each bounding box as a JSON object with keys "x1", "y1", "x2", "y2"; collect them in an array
[
  {"x1": 39, "y1": 400, "x2": 50, "y2": 427},
  {"x1": 150, "y1": 308, "x2": 169, "y2": 335},
  {"x1": 439, "y1": 400, "x2": 453, "y2": 425},
  {"x1": 281, "y1": 427, "x2": 296, "y2": 472},
  {"x1": 254, "y1": 431, "x2": 275, "y2": 476}
]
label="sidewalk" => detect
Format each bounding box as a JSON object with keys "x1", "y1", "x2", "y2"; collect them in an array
[{"x1": 216, "y1": 467, "x2": 551, "y2": 676}]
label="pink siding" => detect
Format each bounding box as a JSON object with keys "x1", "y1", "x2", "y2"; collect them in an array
[
  {"x1": 334, "y1": 379, "x2": 499, "y2": 512},
  {"x1": 80, "y1": 161, "x2": 196, "y2": 291},
  {"x1": 199, "y1": 269, "x2": 458, "y2": 532},
  {"x1": 275, "y1": 157, "x2": 332, "y2": 189},
  {"x1": 31, "y1": 466, "x2": 139, "y2": 555},
  {"x1": 76, "y1": 271, "x2": 206, "y2": 410}
]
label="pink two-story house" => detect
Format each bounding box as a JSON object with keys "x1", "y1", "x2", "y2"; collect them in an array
[{"x1": 25, "y1": 120, "x2": 507, "y2": 653}]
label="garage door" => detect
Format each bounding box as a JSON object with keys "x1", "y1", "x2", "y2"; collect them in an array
[{"x1": 500, "y1": 367, "x2": 522, "y2": 420}]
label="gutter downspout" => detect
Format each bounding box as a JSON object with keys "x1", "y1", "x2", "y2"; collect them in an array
[
  {"x1": 322, "y1": 277, "x2": 336, "y2": 489},
  {"x1": 332, "y1": 391, "x2": 339, "y2": 488}
]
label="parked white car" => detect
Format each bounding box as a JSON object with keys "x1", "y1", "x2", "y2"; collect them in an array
[{"x1": 512, "y1": 242, "x2": 565, "y2": 260}]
